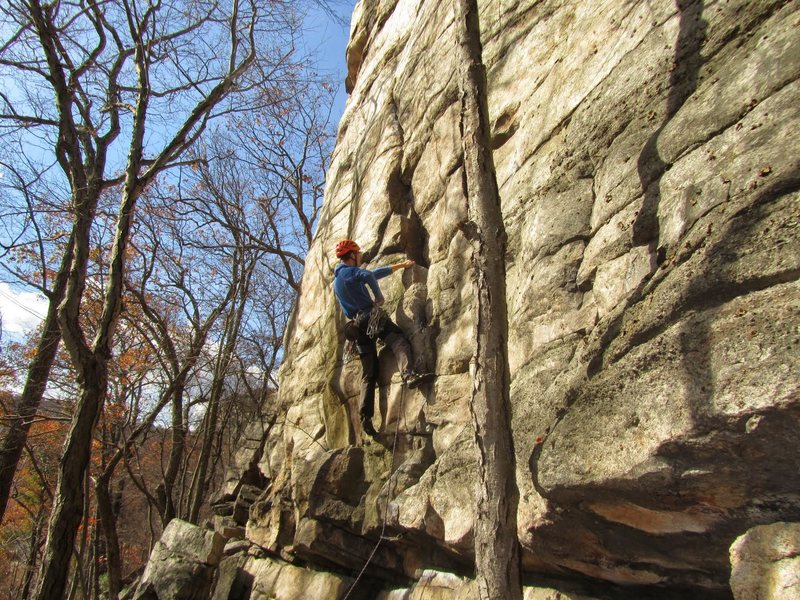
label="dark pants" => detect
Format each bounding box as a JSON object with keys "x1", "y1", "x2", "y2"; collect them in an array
[{"x1": 356, "y1": 316, "x2": 414, "y2": 423}]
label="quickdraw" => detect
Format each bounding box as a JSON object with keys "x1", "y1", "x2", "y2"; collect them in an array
[{"x1": 343, "y1": 339, "x2": 357, "y2": 363}]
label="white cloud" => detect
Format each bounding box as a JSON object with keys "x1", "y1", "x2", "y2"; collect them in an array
[{"x1": 0, "y1": 283, "x2": 48, "y2": 337}]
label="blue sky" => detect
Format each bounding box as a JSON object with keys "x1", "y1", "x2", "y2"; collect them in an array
[{"x1": 303, "y1": 1, "x2": 359, "y2": 122}]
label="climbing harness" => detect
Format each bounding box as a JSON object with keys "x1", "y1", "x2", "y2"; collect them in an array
[
  {"x1": 341, "y1": 385, "x2": 406, "y2": 599},
  {"x1": 342, "y1": 306, "x2": 388, "y2": 363}
]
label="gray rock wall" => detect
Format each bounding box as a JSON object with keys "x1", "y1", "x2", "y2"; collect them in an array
[
  {"x1": 150, "y1": 0, "x2": 800, "y2": 597},
  {"x1": 133, "y1": 520, "x2": 224, "y2": 600}
]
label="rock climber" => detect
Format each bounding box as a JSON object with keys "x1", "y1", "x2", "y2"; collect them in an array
[{"x1": 333, "y1": 239, "x2": 434, "y2": 438}]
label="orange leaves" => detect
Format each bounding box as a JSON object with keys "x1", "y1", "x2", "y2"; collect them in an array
[
  {"x1": 116, "y1": 345, "x2": 145, "y2": 372},
  {"x1": 0, "y1": 360, "x2": 17, "y2": 384},
  {"x1": 1, "y1": 413, "x2": 64, "y2": 573},
  {"x1": 103, "y1": 401, "x2": 127, "y2": 426},
  {"x1": 34, "y1": 418, "x2": 64, "y2": 439}
]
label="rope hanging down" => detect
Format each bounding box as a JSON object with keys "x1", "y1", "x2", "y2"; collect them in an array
[{"x1": 341, "y1": 384, "x2": 406, "y2": 599}]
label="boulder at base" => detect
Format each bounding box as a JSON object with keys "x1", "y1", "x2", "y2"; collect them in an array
[
  {"x1": 133, "y1": 519, "x2": 225, "y2": 600},
  {"x1": 729, "y1": 522, "x2": 800, "y2": 600}
]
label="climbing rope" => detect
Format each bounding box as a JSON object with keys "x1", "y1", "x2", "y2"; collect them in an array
[
  {"x1": 366, "y1": 305, "x2": 388, "y2": 339},
  {"x1": 341, "y1": 384, "x2": 406, "y2": 599}
]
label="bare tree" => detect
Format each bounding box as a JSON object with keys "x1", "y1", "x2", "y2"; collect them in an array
[
  {"x1": 1, "y1": 0, "x2": 337, "y2": 590},
  {"x1": 0, "y1": 0, "x2": 302, "y2": 596},
  {"x1": 86, "y1": 69, "x2": 331, "y2": 592},
  {"x1": 186, "y1": 258, "x2": 256, "y2": 524},
  {"x1": 126, "y1": 199, "x2": 237, "y2": 516},
  {"x1": 182, "y1": 78, "x2": 335, "y2": 291},
  {"x1": 453, "y1": 0, "x2": 522, "y2": 597},
  {"x1": 0, "y1": 235, "x2": 72, "y2": 523},
  {"x1": 0, "y1": 156, "x2": 75, "y2": 522},
  {"x1": 88, "y1": 194, "x2": 253, "y2": 596}
]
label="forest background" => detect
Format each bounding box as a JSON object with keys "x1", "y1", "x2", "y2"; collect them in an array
[{"x1": 0, "y1": 1, "x2": 354, "y2": 598}]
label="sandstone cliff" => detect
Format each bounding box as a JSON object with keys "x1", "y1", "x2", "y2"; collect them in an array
[{"x1": 143, "y1": 0, "x2": 800, "y2": 598}]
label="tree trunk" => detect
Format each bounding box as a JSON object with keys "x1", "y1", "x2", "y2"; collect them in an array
[
  {"x1": 156, "y1": 389, "x2": 186, "y2": 525},
  {"x1": 35, "y1": 368, "x2": 107, "y2": 600},
  {"x1": 188, "y1": 255, "x2": 254, "y2": 523},
  {"x1": 90, "y1": 507, "x2": 102, "y2": 600},
  {"x1": 20, "y1": 504, "x2": 46, "y2": 600},
  {"x1": 453, "y1": 0, "x2": 522, "y2": 598},
  {"x1": 37, "y1": 55, "x2": 142, "y2": 599},
  {"x1": 0, "y1": 309, "x2": 61, "y2": 519},
  {"x1": 95, "y1": 478, "x2": 121, "y2": 600},
  {"x1": 187, "y1": 400, "x2": 219, "y2": 524},
  {"x1": 0, "y1": 235, "x2": 74, "y2": 521},
  {"x1": 95, "y1": 427, "x2": 124, "y2": 600},
  {"x1": 66, "y1": 470, "x2": 92, "y2": 600}
]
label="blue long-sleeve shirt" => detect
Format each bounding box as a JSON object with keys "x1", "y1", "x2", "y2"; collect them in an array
[{"x1": 333, "y1": 263, "x2": 392, "y2": 318}]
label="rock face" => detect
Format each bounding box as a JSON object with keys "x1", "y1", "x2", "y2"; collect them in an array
[
  {"x1": 729, "y1": 522, "x2": 800, "y2": 600},
  {"x1": 142, "y1": 0, "x2": 800, "y2": 597},
  {"x1": 133, "y1": 520, "x2": 224, "y2": 600}
]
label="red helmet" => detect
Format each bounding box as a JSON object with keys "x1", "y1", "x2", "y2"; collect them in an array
[{"x1": 335, "y1": 239, "x2": 360, "y2": 258}]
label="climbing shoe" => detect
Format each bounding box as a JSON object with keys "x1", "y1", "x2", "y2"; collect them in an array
[
  {"x1": 361, "y1": 418, "x2": 378, "y2": 438},
  {"x1": 405, "y1": 372, "x2": 435, "y2": 389}
]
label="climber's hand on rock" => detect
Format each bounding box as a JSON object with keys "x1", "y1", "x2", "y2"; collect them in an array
[{"x1": 394, "y1": 259, "x2": 415, "y2": 271}]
